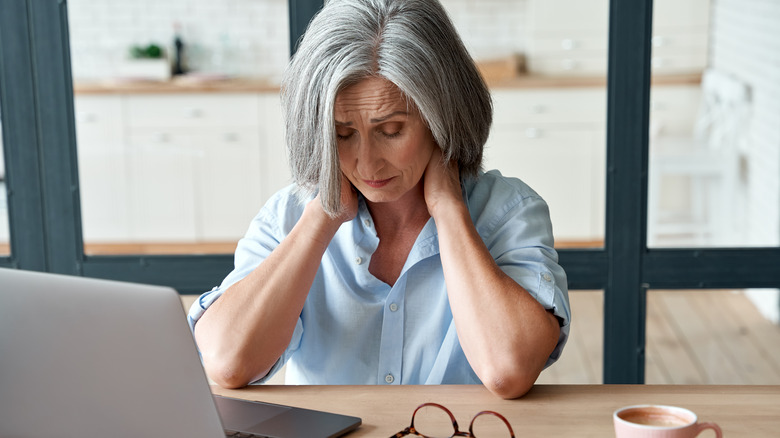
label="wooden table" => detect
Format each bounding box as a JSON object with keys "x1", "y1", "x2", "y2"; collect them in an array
[{"x1": 212, "y1": 384, "x2": 780, "y2": 437}]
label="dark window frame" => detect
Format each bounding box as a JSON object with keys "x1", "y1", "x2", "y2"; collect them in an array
[{"x1": 1, "y1": 0, "x2": 778, "y2": 384}]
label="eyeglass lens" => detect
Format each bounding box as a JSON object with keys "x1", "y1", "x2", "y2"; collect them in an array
[{"x1": 409, "y1": 403, "x2": 514, "y2": 437}]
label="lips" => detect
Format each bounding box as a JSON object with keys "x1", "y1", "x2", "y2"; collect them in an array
[{"x1": 362, "y1": 177, "x2": 394, "y2": 188}]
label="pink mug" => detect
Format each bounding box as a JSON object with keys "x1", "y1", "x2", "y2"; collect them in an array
[{"x1": 614, "y1": 405, "x2": 722, "y2": 438}]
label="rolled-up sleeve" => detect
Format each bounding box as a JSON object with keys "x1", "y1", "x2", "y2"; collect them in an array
[
  {"x1": 185, "y1": 186, "x2": 309, "y2": 383},
  {"x1": 469, "y1": 172, "x2": 571, "y2": 367},
  {"x1": 186, "y1": 204, "x2": 283, "y2": 330}
]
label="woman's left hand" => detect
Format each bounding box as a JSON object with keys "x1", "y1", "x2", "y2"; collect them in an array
[{"x1": 423, "y1": 147, "x2": 463, "y2": 218}]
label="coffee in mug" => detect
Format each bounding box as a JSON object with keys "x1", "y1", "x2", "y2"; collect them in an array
[{"x1": 613, "y1": 405, "x2": 722, "y2": 438}]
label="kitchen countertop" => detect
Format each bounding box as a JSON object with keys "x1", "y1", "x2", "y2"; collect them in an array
[
  {"x1": 73, "y1": 76, "x2": 281, "y2": 95},
  {"x1": 73, "y1": 73, "x2": 701, "y2": 95}
]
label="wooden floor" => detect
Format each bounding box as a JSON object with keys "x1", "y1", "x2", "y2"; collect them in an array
[{"x1": 538, "y1": 290, "x2": 780, "y2": 384}]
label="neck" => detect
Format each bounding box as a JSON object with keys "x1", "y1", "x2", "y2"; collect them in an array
[{"x1": 365, "y1": 180, "x2": 430, "y2": 234}]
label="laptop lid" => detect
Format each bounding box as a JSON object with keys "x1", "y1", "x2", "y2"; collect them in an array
[{"x1": 0, "y1": 268, "x2": 360, "y2": 438}]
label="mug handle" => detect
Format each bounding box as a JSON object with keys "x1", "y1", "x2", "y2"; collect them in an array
[{"x1": 695, "y1": 422, "x2": 722, "y2": 438}]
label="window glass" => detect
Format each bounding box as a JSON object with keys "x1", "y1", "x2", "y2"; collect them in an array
[
  {"x1": 0, "y1": 108, "x2": 9, "y2": 256},
  {"x1": 647, "y1": 0, "x2": 780, "y2": 248},
  {"x1": 646, "y1": 289, "x2": 780, "y2": 384},
  {"x1": 537, "y1": 290, "x2": 603, "y2": 384},
  {"x1": 67, "y1": 0, "x2": 290, "y2": 255},
  {"x1": 441, "y1": 0, "x2": 609, "y2": 249}
]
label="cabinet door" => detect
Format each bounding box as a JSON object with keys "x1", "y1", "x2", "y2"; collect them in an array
[
  {"x1": 196, "y1": 129, "x2": 264, "y2": 240},
  {"x1": 74, "y1": 95, "x2": 131, "y2": 241},
  {"x1": 125, "y1": 94, "x2": 259, "y2": 129},
  {"x1": 528, "y1": 0, "x2": 609, "y2": 33},
  {"x1": 650, "y1": 85, "x2": 702, "y2": 137},
  {"x1": 127, "y1": 131, "x2": 198, "y2": 241},
  {"x1": 259, "y1": 93, "x2": 291, "y2": 200},
  {"x1": 484, "y1": 127, "x2": 600, "y2": 241}
]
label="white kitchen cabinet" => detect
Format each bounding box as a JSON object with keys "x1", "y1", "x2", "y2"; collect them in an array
[
  {"x1": 196, "y1": 128, "x2": 264, "y2": 240},
  {"x1": 74, "y1": 95, "x2": 131, "y2": 242},
  {"x1": 485, "y1": 88, "x2": 607, "y2": 243},
  {"x1": 74, "y1": 92, "x2": 284, "y2": 244},
  {"x1": 649, "y1": 84, "x2": 702, "y2": 137},
  {"x1": 526, "y1": 0, "x2": 609, "y2": 77},
  {"x1": 124, "y1": 94, "x2": 260, "y2": 128},
  {"x1": 126, "y1": 130, "x2": 199, "y2": 241},
  {"x1": 124, "y1": 93, "x2": 264, "y2": 242},
  {"x1": 258, "y1": 93, "x2": 291, "y2": 201},
  {"x1": 526, "y1": 0, "x2": 710, "y2": 76}
]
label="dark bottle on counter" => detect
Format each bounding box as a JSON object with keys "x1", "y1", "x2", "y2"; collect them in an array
[{"x1": 172, "y1": 23, "x2": 187, "y2": 76}]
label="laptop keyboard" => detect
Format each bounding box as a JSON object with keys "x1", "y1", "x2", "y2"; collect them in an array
[{"x1": 224, "y1": 430, "x2": 272, "y2": 438}]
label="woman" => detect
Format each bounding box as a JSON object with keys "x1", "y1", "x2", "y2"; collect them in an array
[{"x1": 189, "y1": 0, "x2": 570, "y2": 399}]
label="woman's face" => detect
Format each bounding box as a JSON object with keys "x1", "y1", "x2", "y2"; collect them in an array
[{"x1": 334, "y1": 77, "x2": 436, "y2": 205}]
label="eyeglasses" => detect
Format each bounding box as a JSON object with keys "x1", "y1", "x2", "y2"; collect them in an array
[{"x1": 391, "y1": 402, "x2": 515, "y2": 438}]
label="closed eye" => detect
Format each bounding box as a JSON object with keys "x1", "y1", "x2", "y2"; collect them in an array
[
  {"x1": 379, "y1": 121, "x2": 403, "y2": 139},
  {"x1": 381, "y1": 130, "x2": 401, "y2": 139},
  {"x1": 336, "y1": 128, "x2": 355, "y2": 141}
]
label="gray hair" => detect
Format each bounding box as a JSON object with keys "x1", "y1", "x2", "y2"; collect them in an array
[{"x1": 281, "y1": 0, "x2": 493, "y2": 216}]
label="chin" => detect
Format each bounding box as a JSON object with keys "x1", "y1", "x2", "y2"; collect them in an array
[
  {"x1": 358, "y1": 186, "x2": 406, "y2": 204},
  {"x1": 361, "y1": 192, "x2": 400, "y2": 204}
]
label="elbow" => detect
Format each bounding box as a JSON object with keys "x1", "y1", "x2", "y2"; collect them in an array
[
  {"x1": 203, "y1": 357, "x2": 253, "y2": 389},
  {"x1": 484, "y1": 374, "x2": 536, "y2": 400},
  {"x1": 480, "y1": 361, "x2": 540, "y2": 399}
]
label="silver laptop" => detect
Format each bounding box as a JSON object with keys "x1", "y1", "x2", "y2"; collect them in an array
[{"x1": 0, "y1": 268, "x2": 361, "y2": 438}]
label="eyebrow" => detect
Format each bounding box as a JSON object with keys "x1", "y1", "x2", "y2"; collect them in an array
[{"x1": 335, "y1": 110, "x2": 408, "y2": 126}]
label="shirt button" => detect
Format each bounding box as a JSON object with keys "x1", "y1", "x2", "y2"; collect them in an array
[
  {"x1": 389, "y1": 303, "x2": 398, "y2": 312},
  {"x1": 385, "y1": 374, "x2": 395, "y2": 384},
  {"x1": 355, "y1": 257, "x2": 363, "y2": 265},
  {"x1": 543, "y1": 272, "x2": 552, "y2": 282},
  {"x1": 364, "y1": 219, "x2": 372, "y2": 227}
]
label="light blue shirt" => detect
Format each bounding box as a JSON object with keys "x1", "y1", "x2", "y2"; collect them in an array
[{"x1": 188, "y1": 170, "x2": 570, "y2": 386}]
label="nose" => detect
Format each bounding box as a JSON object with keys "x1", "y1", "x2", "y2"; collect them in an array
[{"x1": 355, "y1": 136, "x2": 384, "y2": 177}]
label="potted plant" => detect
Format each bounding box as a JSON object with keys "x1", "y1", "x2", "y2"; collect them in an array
[{"x1": 116, "y1": 43, "x2": 171, "y2": 81}]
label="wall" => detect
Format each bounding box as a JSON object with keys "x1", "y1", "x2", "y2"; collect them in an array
[
  {"x1": 710, "y1": 0, "x2": 780, "y2": 323},
  {"x1": 66, "y1": 0, "x2": 528, "y2": 81},
  {"x1": 67, "y1": 0, "x2": 290, "y2": 80}
]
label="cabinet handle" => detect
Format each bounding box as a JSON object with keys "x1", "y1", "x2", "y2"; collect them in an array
[
  {"x1": 650, "y1": 100, "x2": 667, "y2": 111},
  {"x1": 651, "y1": 35, "x2": 669, "y2": 47},
  {"x1": 560, "y1": 38, "x2": 578, "y2": 50},
  {"x1": 530, "y1": 105, "x2": 546, "y2": 114},
  {"x1": 76, "y1": 112, "x2": 96, "y2": 123},
  {"x1": 525, "y1": 127, "x2": 542, "y2": 139},
  {"x1": 223, "y1": 132, "x2": 239, "y2": 142},
  {"x1": 186, "y1": 108, "x2": 204, "y2": 118},
  {"x1": 651, "y1": 57, "x2": 666, "y2": 68},
  {"x1": 155, "y1": 132, "x2": 170, "y2": 143},
  {"x1": 561, "y1": 59, "x2": 578, "y2": 71}
]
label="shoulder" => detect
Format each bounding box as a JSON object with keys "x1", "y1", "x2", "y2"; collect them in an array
[
  {"x1": 251, "y1": 184, "x2": 313, "y2": 236},
  {"x1": 464, "y1": 169, "x2": 545, "y2": 214},
  {"x1": 463, "y1": 169, "x2": 553, "y2": 240}
]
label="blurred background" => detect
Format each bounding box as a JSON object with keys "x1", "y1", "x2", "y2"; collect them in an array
[{"x1": 1, "y1": 0, "x2": 778, "y2": 384}]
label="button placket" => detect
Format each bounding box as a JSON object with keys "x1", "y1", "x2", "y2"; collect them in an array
[{"x1": 377, "y1": 276, "x2": 406, "y2": 385}]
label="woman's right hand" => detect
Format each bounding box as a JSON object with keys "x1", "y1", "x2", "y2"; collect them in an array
[
  {"x1": 333, "y1": 172, "x2": 359, "y2": 224},
  {"x1": 307, "y1": 172, "x2": 358, "y2": 237}
]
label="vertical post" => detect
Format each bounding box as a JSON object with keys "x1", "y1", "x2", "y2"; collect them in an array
[
  {"x1": 0, "y1": 0, "x2": 83, "y2": 274},
  {"x1": 288, "y1": 0, "x2": 323, "y2": 57},
  {"x1": 0, "y1": 0, "x2": 48, "y2": 271},
  {"x1": 28, "y1": 0, "x2": 84, "y2": 275},
  {"x1": 603, "y1": 0, "x2": 653, "y2": 383}
]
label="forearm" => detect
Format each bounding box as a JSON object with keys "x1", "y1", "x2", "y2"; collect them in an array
[
  {"x1": 434, "y1": 202, "x2": 560, "y2": 399},
  {"x1": 194, "y1": 201, "x2": 341, "y2": 388}
]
